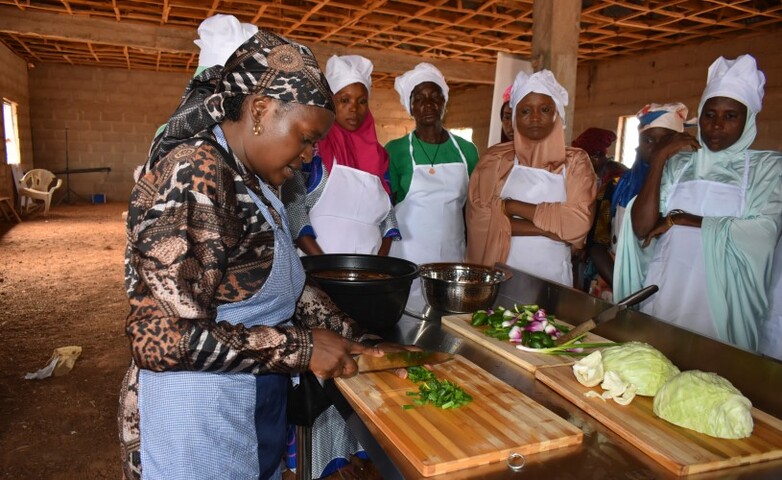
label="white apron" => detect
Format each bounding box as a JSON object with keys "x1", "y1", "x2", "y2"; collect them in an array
[
  {"x1": 139, "y1": 129, "x2": 305, "y2": 480},
  {"x1": 642, "y1": 153, "x2": 750, "y2": 340},
  {"x1": 389, "y1": 132, "x2": 469, "y2": 265},
  {"x1": 309, "y1": 157, "x2": 391, "y2": 254},
  {"x1": 500, "y1": 159, "x2": 572, "y2": 286}
]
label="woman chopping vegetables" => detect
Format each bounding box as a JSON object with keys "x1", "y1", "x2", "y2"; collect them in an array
[
  {"x1": 465, "y1": 70, "x2": 597, "y2": 286},
  {"x1": 615, "y1": 54, "x2": 782, "y2": 353},
  {"x1": 119, "y1": 30, "x2": 411, "y2": 480}
]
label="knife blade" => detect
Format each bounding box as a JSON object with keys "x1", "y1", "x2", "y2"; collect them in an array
[
  {"x1": 555, "y1": 284, "x2": 659, "y2": 345},
  {"x1": 356, "y1": 350, "x2": 453, "y2": 373}
]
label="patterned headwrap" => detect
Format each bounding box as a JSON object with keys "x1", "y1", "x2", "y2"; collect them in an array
[
  {"x1": 636, "y1": 102, "x2": 694, "y2": 133},
  {"x1": 146, "y1": 29, "x2": 333, "y2": 172}
]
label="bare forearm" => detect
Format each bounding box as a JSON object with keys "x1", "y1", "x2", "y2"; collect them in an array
[
  {"x1": 295, "y1": 235, "x2": 324, "y2": 255},
  {"x1": 377, "y1": 237, "x2": 392, "y2": 256},
  {"x1": 631, "y1": 160, "x2": 666, "y2": 238}
]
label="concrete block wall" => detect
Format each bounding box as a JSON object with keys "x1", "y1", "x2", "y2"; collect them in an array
[
  {"x1": 0, "y1": 42, "x2": 32, "y2": 202},
  {"x1": 444, "y1": 85, "x2": 495, "y2": 155},
  {"x1": 370, "y1": 87, "x2": 414, "y2": 146},
  {"x1": 28, "y1": 64, "x2": 190, "y2": 205},
  {"x1": 572, "y1": 30, "x2": 782, "y2": 152}
]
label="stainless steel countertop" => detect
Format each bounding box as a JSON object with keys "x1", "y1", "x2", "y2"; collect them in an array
[{"x1": 328, "y1": 267, "x2": 782, "y2": 479}]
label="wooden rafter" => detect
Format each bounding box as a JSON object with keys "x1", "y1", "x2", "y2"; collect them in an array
[{"x1": 0, "y1": 0, "x2": 777, "y2": 78}]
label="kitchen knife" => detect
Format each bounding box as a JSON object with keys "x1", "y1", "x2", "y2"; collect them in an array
[
  {"x1": 356, "y1": 350, "x2": 453, "y2": 373},
  {"x1": 555, "y1": 284, "x2": 659, "y2": 345}
]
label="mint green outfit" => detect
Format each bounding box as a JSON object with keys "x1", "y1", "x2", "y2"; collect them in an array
[{"x1": 614, "y1": 110, "x2": 782, "y2": 351}]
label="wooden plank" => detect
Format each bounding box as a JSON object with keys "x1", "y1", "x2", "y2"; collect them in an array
[
  {"x1": 441, "y1": 313, "x2": 612, "y2": 373},
  {"x1": 335, "y1": 354, "x2": 583, "y2": 477},
  {"x1": 535, "y1": 365, "x2": 782, "y2": 476},
  {"x1": 0, "y1": 7, "x2": 495, "y2": 84}
]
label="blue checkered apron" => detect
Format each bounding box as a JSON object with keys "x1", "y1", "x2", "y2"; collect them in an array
[{"x1": 139, "y1": 131, "x2": 306, "y2": 480}]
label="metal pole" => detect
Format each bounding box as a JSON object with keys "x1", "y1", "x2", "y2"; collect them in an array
[{"x1": 295, "y1": 425, "x2": 312, "y2": 480}]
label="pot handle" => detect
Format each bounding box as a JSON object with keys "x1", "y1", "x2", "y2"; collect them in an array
[{"x1": 493, "y1": 263, "x2": 514, "y2": 281}]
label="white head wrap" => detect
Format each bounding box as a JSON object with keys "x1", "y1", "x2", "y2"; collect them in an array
[
  {"x1": 636, "y1": 102, "x2": 695, "y2": 133},
  {"x1": 194, "y1": 14, "x2": 259, "y2": 68},
  {"x1": 510, "y1": 70, "x2": 568, "y2": 127},
  {"x1": 700, "y1": 54, "x2": 765, "y2": 114},
  {"x1": 325, "y1": 55, "x2": 373, "y2": 95},
  {"x1": 394, "y1": 63, "x2": 449, "y2": 115}
]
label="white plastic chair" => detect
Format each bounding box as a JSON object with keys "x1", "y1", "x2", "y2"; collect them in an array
[{"x1": 18, "y1": 169, "x2": 62, "y2": 216}]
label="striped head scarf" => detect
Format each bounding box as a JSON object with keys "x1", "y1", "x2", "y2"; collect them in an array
[{"x1": 147, "y1": 29, "x2": 333, "y2": 172}]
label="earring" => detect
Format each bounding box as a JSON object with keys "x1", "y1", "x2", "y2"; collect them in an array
[{"x1": 253, "y1": 121, "x2": 264, "y2": 136}]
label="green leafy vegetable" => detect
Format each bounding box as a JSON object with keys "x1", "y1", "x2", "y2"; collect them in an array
[
  {"x1": 470, "y1": 304, "x2": 618, "y2": 355},
  {"x1": 653, "y1": 370, "x2": 753, "y2": 439},
  {"x1": 600, "y1": 342, "x2": 679, "y2": 396},
  {"x1": 403, "y1": 367, "x2": 473, "y2": 410}
]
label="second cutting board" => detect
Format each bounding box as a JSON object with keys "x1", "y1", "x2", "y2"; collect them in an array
[
  {"x1": 442, "y1": 313, "x2": 612, "y2": 373},
  {"x1": 335, "y1": 354, "x2": 583, "y2": 477},
  {"x1": 536, "y1": 364, "x2": 782, "y2": 476}
]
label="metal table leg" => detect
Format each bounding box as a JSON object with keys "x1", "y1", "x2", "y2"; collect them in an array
[{"x1": 295, "y1": 425, "x2": 312, "y2": 480}]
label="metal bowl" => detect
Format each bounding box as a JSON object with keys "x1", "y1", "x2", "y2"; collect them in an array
[{"x1": 418, "y1": 263, "x2": 511, "y2": 314}]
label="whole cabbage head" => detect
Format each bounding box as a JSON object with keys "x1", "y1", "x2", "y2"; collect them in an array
[
  {"x1": 653, "y1": 370, "x2": 753, "y2": 439},
  {"x1": 600, "y1": 342, "x2": 679, "y2": 396}
]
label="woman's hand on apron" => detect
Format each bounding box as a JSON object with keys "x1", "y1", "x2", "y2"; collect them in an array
[
  {"x1": 642, "y1": 215, "x2": 673, "y2": 247},
  {"x1": 309, "y1": 328, "x2": 383, "y2": 378}
]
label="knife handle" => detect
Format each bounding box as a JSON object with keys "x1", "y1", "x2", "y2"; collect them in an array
[
  {"x1": 557, "y1": 319, "x2": 596, "y2": 345},
  {"x1": 617, "y1": 284, "x2": 658, "y2": 308}
]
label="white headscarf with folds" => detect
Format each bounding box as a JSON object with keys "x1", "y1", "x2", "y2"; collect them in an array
[
  {"x1": 325, "y1": 55, "x2": 373, "y2": 95},
  {"x1": 394, "y1": 63, "x2": 449, "y2": 115},
  {"x1": 508, "y1": 69, "x2": 570, "y2": 171},
  {"x1": 194, "y1": 14, "x2": 258, "y2": 72},
  {"x1": 694, "y1": 54, "x2": 765, "y2": 179},
  {"x1": 510, "y1": 70, "x2": 568, "y2": 128}
]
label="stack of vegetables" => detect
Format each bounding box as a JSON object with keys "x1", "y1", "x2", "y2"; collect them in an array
[
  {"x1": 572, "y1": 342, "x2": 754, "y2": 439},
  {"x1": 470, "y1": 304, "x2": 617, "y2": 354}
]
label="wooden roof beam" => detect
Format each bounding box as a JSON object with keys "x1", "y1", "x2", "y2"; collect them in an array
[{"x1": 0, "y1": 6, "x2": 494, "y2": 84}]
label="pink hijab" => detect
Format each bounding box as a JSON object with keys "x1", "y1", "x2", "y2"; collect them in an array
[{"x1": 316, "y1": 110, "x2": 391, "y2": 195}]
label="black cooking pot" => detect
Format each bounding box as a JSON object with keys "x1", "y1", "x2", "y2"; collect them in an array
[{"x1": 301, "y1": 254, "x2": 419, "y2": 332}]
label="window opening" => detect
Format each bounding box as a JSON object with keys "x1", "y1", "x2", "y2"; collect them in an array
[
  {"x1": 615, "y1": 115, "x2": 640, "y2": 168},
  {"x1": 449, "y1": 128, "x2": 473, "y2": 143},
  {"x1": 3, "y1": 99, "x2": 21, "y2": 165}
]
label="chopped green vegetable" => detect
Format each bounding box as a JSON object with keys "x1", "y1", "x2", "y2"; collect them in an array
[
  {"x1": 402, "y1": 367, "x2": 473, "y2": 410},
  {"x1": 471, "y1": 310, "x2": 489, "y2": 326},
  {"x1": 653, "y1": 370, "x2": 753, "y2": 439},
  {"x1": 600, "y1": 342, "x2": 679, "y2": 396}
]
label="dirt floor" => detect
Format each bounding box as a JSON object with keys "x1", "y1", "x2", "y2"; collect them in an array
[{"x1": 0, "y1": 202, "x2": 128, "y2": 479}]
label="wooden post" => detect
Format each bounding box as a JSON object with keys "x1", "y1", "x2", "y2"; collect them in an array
[{"x1": 532, "y1": 0, "x2": 582, "y2": 143}]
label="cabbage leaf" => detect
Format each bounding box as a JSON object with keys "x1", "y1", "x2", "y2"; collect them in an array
[
  {"x1": 653, "y1": 370, "x2": 753, "y2": 439},
  {"x1": 600, "y1": 342, "x2": 679, "y2": 396}
]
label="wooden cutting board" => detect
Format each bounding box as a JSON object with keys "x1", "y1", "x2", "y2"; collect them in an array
[
  {"x1": 335, "y1": 354, "x2": 583, "y2": 477},
  {"x1": 535, "y1": 364, "x2": 782, "y2": 475},
  {"x1": 442, "y1": 313, "x2": 612, "y2": 373}
]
